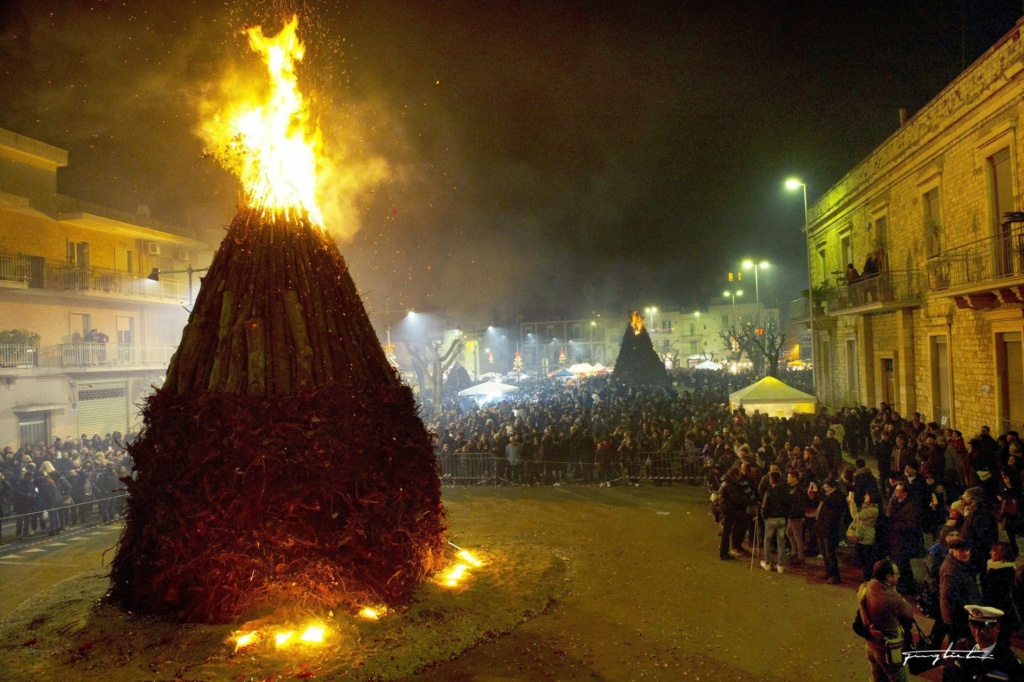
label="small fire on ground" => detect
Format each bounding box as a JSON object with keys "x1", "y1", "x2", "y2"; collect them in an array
[
  {"x1": 439, "y1": 549, "x2": 486, "y2": 589},
  {"x1": 231, "y1": 623, "x2": 329, "y2": 652}
]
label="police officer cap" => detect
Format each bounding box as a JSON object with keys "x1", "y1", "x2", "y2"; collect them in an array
[{"x1": 964, "y1": 605, "x2": 1003, "y2": 624}]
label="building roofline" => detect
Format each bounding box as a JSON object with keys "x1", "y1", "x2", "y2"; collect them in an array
[
  {"x1": 807, "y1": 17, "x2": 1024, "y2": 229},
  {"x1": 0, "y1": 128, "x2": 68, "y2": 168}
]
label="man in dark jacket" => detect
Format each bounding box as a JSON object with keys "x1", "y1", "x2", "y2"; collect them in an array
[
  {"x1": 939, "y1": 536, "x2": 982, "y2": 645},
  {"x1": 13, "y1": 471, "x2": 36, "y2": 539},
  {"x1": 959, "y1": 486, "x2": 998, "y2": 574},
  {"x1": 95, "y1": 464, "x2": 119, "y2": 523},
  {"x1": 719, "y1": 469, "x2": 751, "y2": 560},
  {"x1": 943, "y1": 605, "x2": 1024, "y2": 681},
  {"x1": 887, "y1": 481, "x2": 921, "y2": 595},
  {"x1": 817, "y1": 477, "x2": 847, "y2": 584},
  {"x1": 875, "y1": 430, "x2": 894, "y2": 496},
  {"x1": 785, "y1": 470, "x2": 807, "y2": 565}
]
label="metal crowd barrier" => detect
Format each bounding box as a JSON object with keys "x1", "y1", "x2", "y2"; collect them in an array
[
  {"x1": 436, "y1": 451, "x2": 706, "y2": 487},
  {"x1": 0, "y1": 492, "x2": 127, "y2": 540}
]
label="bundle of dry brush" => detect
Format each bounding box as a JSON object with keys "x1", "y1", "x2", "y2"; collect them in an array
[{"x1": 107, "y1": 207, "x2": 446, "y2": 622}]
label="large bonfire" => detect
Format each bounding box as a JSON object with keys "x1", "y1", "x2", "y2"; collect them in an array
[
  {"x1": 107, "y1": 16, "x2": 446, "y2": 623},
  {"x1": 611, "y1": 311, "x2": 671, "y2": 386}
]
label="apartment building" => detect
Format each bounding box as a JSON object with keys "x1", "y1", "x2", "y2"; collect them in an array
[
  {"x1": 0, "y1": 128, "x2": 211, "y2": 447},
  {"x1": 803, "y1": 19, "x2": 1024, "y2": 431}
]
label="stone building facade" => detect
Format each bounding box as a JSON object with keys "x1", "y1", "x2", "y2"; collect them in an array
[{"x1": 805, "y1": 20, "x2": 1024, "y2": 433}]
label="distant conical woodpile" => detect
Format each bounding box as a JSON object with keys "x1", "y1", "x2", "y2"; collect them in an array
[
  {"x1": 108, "y1": 207, "x2": 446, "y2": 622},
  {"x1": 611, "y1": 311, "x2": 671, "y2": 387}
]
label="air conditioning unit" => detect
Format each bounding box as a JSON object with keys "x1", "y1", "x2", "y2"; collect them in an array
[{"x1": 146, "y1": 242, "x2": 161, "y2": 256}]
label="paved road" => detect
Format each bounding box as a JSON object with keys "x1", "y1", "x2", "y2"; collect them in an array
[{"x1": 0, "y1": 521, "x2": 123, "y2": 615}]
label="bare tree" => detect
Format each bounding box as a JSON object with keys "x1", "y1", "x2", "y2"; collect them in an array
[
  {"x1": 405, "y1": 338, "x2": 465, "y2": 405},
  {"x1": 718, "y1": 312, "x2": 786, "y2": 377}
]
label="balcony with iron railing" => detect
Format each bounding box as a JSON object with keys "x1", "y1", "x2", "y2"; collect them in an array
[
  {"x1": 0, "y1": 254, "x2": 31, "y2": 285},
  {"x1": 827, "y1": 270, "x2": 922, "y2": 315},
  {"x1": 925, "y1": 222, "x2": 1024, "y2": 295},
  {"x1": 0, "y1": 343, "x2": 177, "y2": 371},
  {"x1": 0, "y1": 343, "x2": 38, "y2": 368},
  {"x1": 0, "y1": 255, "x2": 191, "y2": 302},
  {"x1": 57, "y1": 343, "x2": 178, "y2": 368}
]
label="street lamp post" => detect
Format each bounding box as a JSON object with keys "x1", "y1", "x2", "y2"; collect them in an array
[
  {"x1": 589, "y1": 320, "x2": 596, "y2": 361},
  {"x1": 147, "y1": 265, "x2": 209, "y2": 306},
  {"x1": 723, "y1": 290, "x2": 743, "y2": 324},
  {"x1": 785, "y1": 178, "x2": 815, "y2": 390},
  {"x1": 742, "y1": 260, "x2": 769, "y2": 320}
]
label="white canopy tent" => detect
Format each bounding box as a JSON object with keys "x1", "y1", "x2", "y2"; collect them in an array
[
  {"x1": 567, "y1": 362, "x2": 596, "y2": 374},
  {"x1": 458, "y1": 380, "x2": 520, "y2": 399},
  {"x1": 728, "y1": 376, "x2": 817, "y2": 418},
  {"x1": 694, "y1": 359, "x2": 723, "y2": 370}
]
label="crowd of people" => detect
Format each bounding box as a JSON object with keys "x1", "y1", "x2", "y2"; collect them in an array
[
  {"x1": 0, "y1": 432, "x2": 133, "y2": 542},
  {"x1": 3, "y1": 368, "x2": 1023, "y2": 676},
  {"x1": 424, "y1": 368, "x2": 1024, "y2": 678}
]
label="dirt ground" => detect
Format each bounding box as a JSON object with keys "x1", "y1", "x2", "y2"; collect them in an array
[
  {"x1": 419, "y1": 484, "x2": 867, "y2": 681},
  {"x1": 1, "y1": 483, "x2": 985, "y2": 680}
]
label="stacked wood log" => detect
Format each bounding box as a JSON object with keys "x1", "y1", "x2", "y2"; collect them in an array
[
  {"x1": 611, "y1": 312, "x2": 671, "y2": 387},
  {"x1": 107, "y1": 206, "x2": 446, "y2": 622}
]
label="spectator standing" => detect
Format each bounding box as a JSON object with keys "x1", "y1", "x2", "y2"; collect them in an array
[
  {"x1": 960, "y1": 486, "x2": 998, "y2": 574},
  {"x1": 848, "y1": 489, "x2": 880, "y2": 581},
  {"x1": 505, "y1": 436, "x2": 523, "y2": 485},
  {"x1": 785, "y1": 470, "x2": 807, "y2": 565},
  {"x1": 939, "y1": 536, "x2": 983, "y2": 645},
  {"x1": 817, "y1": 477, "x2": 846, "y2": 584},
  {"x1": 95, "y1": 463, "x2": 119, "y2": 523},
  {"x1": 760, "y1": 471, "x2": 788, "y2": 573},
  {"x1": 980, "y1": 542, "x2": 1021, "y2": 649},
  {"x1": 857, "y1": 560, "x2": 915, "y2": 682},
  {"x1": 887, "y1": 482, "x2": 921, "y2": 595},
  {"x1": 719, "y1": 469, "x2": 750, "y2": 560}
]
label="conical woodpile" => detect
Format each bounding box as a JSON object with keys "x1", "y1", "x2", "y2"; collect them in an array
[
  {"x1": 107, "y1": 207, "x2": 446, "y2": 622},
  {"x1": 611, "y1": 312, "x2": 671, "y2": 387}
]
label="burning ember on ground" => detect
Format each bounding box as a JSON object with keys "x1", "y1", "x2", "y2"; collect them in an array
[
  {"x1": 234, "y1": 631, "x2": 258, "y2": 652},
  {"x1": 631, "y1": 310, "x2": 644, "y2": 336},
  {"x1": 358, "y1": 606, "x2": 384, "y2": 620},
  {"x1": 440, "y1": 548, "x2": 487, "y2": 589},
  {"x1": 231, "y1": 623, "x2": 329, "y2": 652}
]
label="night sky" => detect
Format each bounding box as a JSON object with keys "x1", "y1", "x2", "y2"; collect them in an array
[{"x1": 1, "y1": 1, "x2": 1021, "y2": 322}]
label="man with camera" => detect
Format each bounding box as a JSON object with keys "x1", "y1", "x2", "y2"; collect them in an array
[{"x1": 858, "y1": 559, "x2": 915, "y2": 682}]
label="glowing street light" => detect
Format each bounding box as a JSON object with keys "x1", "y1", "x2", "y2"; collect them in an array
[
  {"x1": 644, "y1": 306, "x2": 658, "y2": 332},
  {"x1": 785, "y1": 177, "x2": 815, "y2": 389}
]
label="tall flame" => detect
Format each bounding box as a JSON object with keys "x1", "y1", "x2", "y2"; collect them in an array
[
  {"x1": 206, "y1": 15, "x2": 323, "y2": 225},
  {"x1": 631, "y1": 311, "x2": 644, "y2": 336}
]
